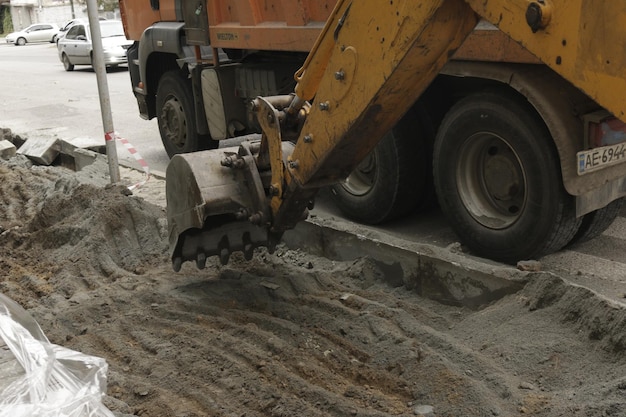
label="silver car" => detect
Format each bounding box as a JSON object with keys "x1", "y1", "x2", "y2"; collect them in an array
[
  {"x1": 5, "y1": 23, "x2": 60, "y2": 45},
  {"x1": 56, "y1": 17, "x2": 107, "y2": 44},
  {"x1": 57, "y1": 20, "x2": 133, "y2": 71}
]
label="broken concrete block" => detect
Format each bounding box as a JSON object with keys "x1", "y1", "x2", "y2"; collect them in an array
[
  {"x1": 17, "y1": 137, "x2": 59, "y2": 165},
  {"x1": 73, "y1": 147, "x2": 100, "y2": 171},
  {"x1": 57, "y1": 138, "x2": 106, "y2": 171},
  {"x1": 61, "y1": 137, "x2": 106, "y2": 155},
  {"x1": 0, "y1": 140, "x2": 16, "y2": 160},
  {"x1": 0, "y1": 129, "x2": 25, "y2": 149},
  {"x1": 517, "y1": 260, "x2": 541, "y2": 272}
]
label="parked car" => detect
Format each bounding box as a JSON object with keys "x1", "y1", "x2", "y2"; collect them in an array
[
  {"x1": 5, "y1": 23, "x2": 60, "y2": 46},
  {"x1": 57, "y1": 20, "x2": 132, "y2": 71}
]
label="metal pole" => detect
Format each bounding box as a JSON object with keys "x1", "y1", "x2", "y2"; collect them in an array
[{"x1": 85, "y1": 0, "x2": 120, "y2": 183}]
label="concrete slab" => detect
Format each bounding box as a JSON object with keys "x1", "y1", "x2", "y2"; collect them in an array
[
  {"x1": 57, "y1": 138, "x2": 104, "y2": 171},
  {"x1": 0, "y1": 140, "x2": 16, "y2": 160},
  {"x1": 63, "y1": 136, "x2": 106, "y2": 155},
  {"x1": 17, "y1": 137, "x2": 59, "y2": 165},
  {"x1": 0, "y1": 128, "x2": 26, "y2": 149},
  {"x1": 72, "y1": 148, "x2": 101, "y2": 171},
  {"x1": 284, "y1": 218, "x2": 527, "y2": 308}
]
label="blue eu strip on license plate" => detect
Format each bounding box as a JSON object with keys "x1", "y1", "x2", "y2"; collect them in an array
[{"x1": 577, "y1": 143, "x2": 626, "y2": 175}]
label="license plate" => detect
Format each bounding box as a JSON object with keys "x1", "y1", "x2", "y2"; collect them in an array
[{"x1": 577, "y1": 143, "x2": 626, "y2": 175}]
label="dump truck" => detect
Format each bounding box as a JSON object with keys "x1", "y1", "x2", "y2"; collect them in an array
[{"x1": 119, "y1": 0, "x2": 626, "y2": 267}]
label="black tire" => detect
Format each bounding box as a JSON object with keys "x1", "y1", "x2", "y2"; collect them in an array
[
  {"x1": 62, "y1": 53, "x2": 74, "y2": 71},
  {"x1": 329, "y1": 104, "x2": 436, "y2": 224},
  {"x1": 156, "y1": 70, "x2": 218, "y2": 157},
  {"x1": 569, "y1": 198, "x2": 624, "y2": 245},
  {"x1": 16, "y1": 37, "x2": 26, "y2": 46},
  {"x1": 433, "y1": 91, "x2": 581, "y2": 263}
]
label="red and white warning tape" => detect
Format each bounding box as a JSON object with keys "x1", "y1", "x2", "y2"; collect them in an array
[{"x1": 105, "y1": 131, "x2": 151, "y2": 190}]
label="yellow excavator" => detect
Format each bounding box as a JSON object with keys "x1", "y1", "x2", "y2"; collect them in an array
[{"x1": 163, "y1": 0, "x2": 626, "y2": 270}]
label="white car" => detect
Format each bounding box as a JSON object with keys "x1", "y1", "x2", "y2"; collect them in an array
[
  {"x1": 5, "y1": 23, "x2": 60, "y2": 45},
  {"x1": 57, "y1": 20, "x2": 133, "y2": 71},
  {"x1": 56, "y1": 17, "x2": 106, "y2": 44}
]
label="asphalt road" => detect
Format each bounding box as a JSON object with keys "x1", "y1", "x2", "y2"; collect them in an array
[
  {"x1": 1, "y1": 40, "x2": 626, "y2": 306},
  {"x1": 0, "y1": 41, "x2": 169, "y2": 174}
]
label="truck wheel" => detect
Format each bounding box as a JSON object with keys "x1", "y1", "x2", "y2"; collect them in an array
[
  {"x1": 433, "y1": 91, "x2": 581, "y2": 263},
  {"x1": 156, "y1": 70, "x2": 217, "y2": 157},
  {"x1": 330, "y1": 104, "x2": 435, "y2": 224},
  {"x1": 568, "y1": 198, "x2": 624, "y2": 245}
]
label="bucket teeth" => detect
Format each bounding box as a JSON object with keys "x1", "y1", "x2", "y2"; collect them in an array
[
  {"x1": 243, "y1": 244, "x2": 254, "y2": 260},
  {"x1": 196, "y1": 252, "x2": 207, "y2": 269},
  {"x1": 218, "y1": 236, "x2": 231, "y2": 265},
  {"x1": 243, "y1": 232, "x2": 254, "y2": 260},
  {"x1": 219, "y1": 248, "x2": 231, "y2": 265},
  {"x1": 170, "y1": 225, "x2": 284, "y2": 270},
  {"x1": 173, "y1": 257, "x2": 182, "y2": 273}
]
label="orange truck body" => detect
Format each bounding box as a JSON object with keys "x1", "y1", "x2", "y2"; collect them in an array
[
  {"x1": 120, "y1": 0, "x2": 537, "y2": 61},
  {"x1": 121, "y1": 0, "x2": 334, "y2": 52}
]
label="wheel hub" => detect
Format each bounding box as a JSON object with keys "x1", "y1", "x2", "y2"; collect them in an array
[
  {"x1": 457, "y1": 133, "x2": 526, "y2": 229},
  {"x1": 161, "y1": 97, "x2": 187, "y2": 148},
  {"x1": 483, "y1": 149, "x2": 522, "y2": 208},
  {"x1": 342, "y1": 153, "x2": 376, "y2": 196}
]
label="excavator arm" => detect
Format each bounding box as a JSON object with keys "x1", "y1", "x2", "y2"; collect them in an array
[{"x1": 166, "y1": 0, "x2": 626, "y2": 269}]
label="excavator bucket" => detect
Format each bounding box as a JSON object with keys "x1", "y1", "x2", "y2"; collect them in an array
[
  {"x1": 166, "y1": 146, "x2": 268, "y2": 271},
  {"x1": 165, "y1": 142, "x2": 289, "y2": 271}
]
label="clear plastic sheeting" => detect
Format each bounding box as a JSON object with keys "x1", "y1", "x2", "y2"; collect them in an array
[{"x1": 0, "y1": 293, "x2": 114, "y2": 417}]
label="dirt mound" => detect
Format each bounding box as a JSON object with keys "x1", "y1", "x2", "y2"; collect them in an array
[
  {"x1": 0, "y1": 157, "x2": 167, "y2": 308},
  {"x1": 0, "y1": 157, "x2": 625, "y2": 417}
]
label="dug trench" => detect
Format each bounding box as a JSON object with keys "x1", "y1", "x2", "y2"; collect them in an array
[{"x1": 0, "y1": 154, "x2": 625, "y2": 417}]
